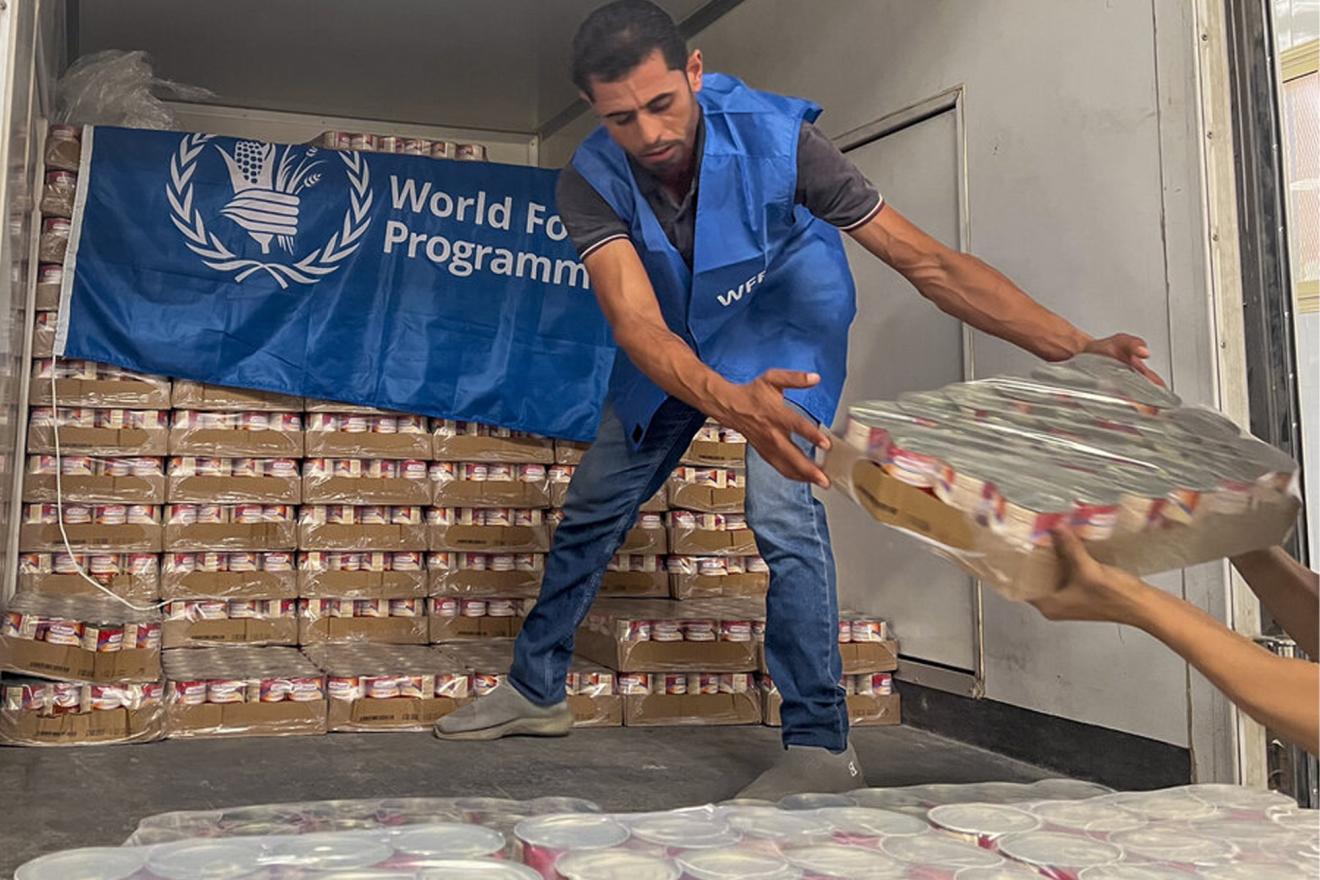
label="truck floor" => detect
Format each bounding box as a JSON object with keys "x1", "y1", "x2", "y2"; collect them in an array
[{"x1": 0, "y1": 724, "x2": 1051, "y2": 873}]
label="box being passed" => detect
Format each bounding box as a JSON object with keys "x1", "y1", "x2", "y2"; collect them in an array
[{"x1": 833, "y1": 354, "x2": 1302, "y2": 601}]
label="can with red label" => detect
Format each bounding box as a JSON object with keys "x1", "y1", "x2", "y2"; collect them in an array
[
  {"x1": 850, "y1": 619, "x2": 884, "y2": 643},
  {"x1": 308, "y1": 413, "x2": 337, "y2": 432},
  {"x1": 261, "y1": 551, "x2": 293, "y2": 572},
  {"x1": 369, "y1": 415, "x2": 397, "y2": 434},
  {"x1": 460, "y1": 599, "x2": 488, "y2": 617},
  {"x1": 81, "y1": 624, "x2": 124, "y2": 653},
  {"x1": 289, "y1": 677, "x2": 324, "y2": 702},
  {"x1": 364, "y1": 675, "x2": 400, "y2": 699},
  {"x1": 350, "y1": 133, "x2": 378, "y2": 152},
  {"x1": 662, "y1": 673, "x2": 688, "y2": 695},
  {"x1": 172, "y1": 680, "x2": 208, "y2": 706},
  {"x1": 44, "y1": 618, "x2": 84, "y2": 646},
  {"x1": 49, "y1": 682, "x2": 85, "y2": 714},
  {"x1": 327, "y1": 675, "x2": 361, "y2": 700},
  {"x1": 402, "y1": 138, "x2": 429, "y2": 156},
  {"x1": 228, "y1": 551, "x2": 258, "y2": 573},
  {"x1": 619, "y1": 673, "x2": 653, "y2": 695},
  {"x1": 354, "y1": 598, "x2": 389, "y2": 618},
  {"x1": 688, "y1": 672, "x2": 720, "y2": 695},
  {"x1": 431, "y1": 141, "x2": 456, "y2": 159},
  {"x1": 391, "y1": 551, "x2": 422, "y2": 571},
  {"x1": 327, "y1": 505, "x2": 356, "y2": 525},
  {"x1": 430, "y1": 597, "x2": 460, "y2": 617},
  {"x1": 228, "y1": 600, "x2": 259, "y2": 619},
  {"x1": 194, "y1": 504, "x2": 225, "y2": 524},
  {"x1": 359, "y1": 505, "x2": 388, "y2": 525},
  {"x1": 377, "y1": 135, "x2": 400, "y2": 153},
  {"x1": 265, "y1": 504, "x2": 293, "y2": 521},
  {"x1": 837, "y1": 621, "x2": 852, "y2": 643},
  {"x1": 389, "y1": 598, "x2": 421, "y2": 618},
  {"x1": 719, "y1": 673, "x2": 751, "y2": 694},
  {"x1": 456, "y1": 143, "x2": 487, "y2": 161},
  {"x1": 60, "y1": 455, "x2": 94, "y2": 476},
  {"x1": 208, "y1": 680, "x2": 246, "y2": 704},
  {"x1": 229, "y1": 458, "x2": 259, "y2": 478},
  {"x1": 267, "y1": 458, "x2": 298, "y2": 479},
  {"x1": 392, "y1": 505, "x2": 423, "y2": 525}
]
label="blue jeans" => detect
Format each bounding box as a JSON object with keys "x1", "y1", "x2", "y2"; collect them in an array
[{"x1": 510, "y1": 397, "x2": 848, "y2": 751}]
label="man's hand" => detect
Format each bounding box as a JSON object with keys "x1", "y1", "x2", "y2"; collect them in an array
[
  {"x1": 716, "y1": 369, "x2": 832, "y2": 488},
  {"x1": 1081, "y1": 333, "x2": 1166, "y2": 387},
  {"x1": 1029, "y1": 528, "x2": 1150, "y2": 624}
]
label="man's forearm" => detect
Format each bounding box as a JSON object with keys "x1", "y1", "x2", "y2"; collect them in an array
[
  {"x1": 614, "y1": 322, "x2": 738, "y2": 421},
  {"x1": 1232, "y1": 547, "x2": 1320, "y2": 658},
  {"x1": 921, "y1": 251, "x2": 1090, "y2": 361},
  {"x1": 1127, "y1": 584, "x2": 1319, "y2": 753}
]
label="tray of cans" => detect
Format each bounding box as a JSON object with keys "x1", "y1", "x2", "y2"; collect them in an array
[
  {"x1": 428, "y1": 506, "x2": 552, "y2": 553},
  {"x1": 574, "y1": 598, "x2": 762, "y2": 673},
  {"x1": 554, "y1": 438, "x2": 591, "y2": 465},
  {"x1": 305, "y1": 410, "x2": 431, "y2": 459},
  {"x1": 748, "y1": 608, "x2": 896, "y2": 675},
  {"x1": 599, "y1": 551, "x2": 670, "y2": 598},
  {"x1": 20, "y1": 501, "x2": 163, "y2": 552},
  {"x1": 431, "y1": 461, "x2": 551, "y2": 508},
  {"x1": 1, "y1": 592, "x2": 161, "y2": 683},
  {"x1": 169, "y1": 409, "x2": 304, "y2": 457},
  {"x1": 171, "y1": 379, "x2": 303, "y2": 412},
  {"x1": 23, "y1": 452, "x2": 166, "y2": 503},
  {"x1": 318, "y1": 130, "x2": 490, "y2": 162},
  {"x1": 165, "y1": 503, "x2": 297, "y2": 551},
  {"x1": 27, "y1": 406, "x2": 169, "y2": 456},
  {"x1": 163, "y1": 645, "x2": 326, "y2": 738},
  {"x1": 428, "y1": 596, "x2": 531, "y2": 641},
  {"x1": 35, "y1": 263, "x2": 63, "y2": 311},
  {"x1": 18, "y1": 551, "x2": 159, "y2": 603},
  {"x1": 681, "y1": 421, "x2": 748, "y2": 467},
  {"x1": 31, "y1": 309, "x2": 57, "y2": 358},
  {"x1": 303, "y1": 457, "x2": 432, "y2": 505},
  {"x1": 302, "y1": 642, "x2": 473, "y2": 732},
  {"x1": 162, "y1": 596, "x2": 299, "y2": 649},
  {"x1": 428, "y1": 551, "x2": 545, "y2": 598},
  {"x1": 760, "y1": 672, "x2": 898, "y2": 728},
  {"x1": 836, "y1": 354, "x2": 1303, "y2": 600},
  {"x1": 299, "y1": 549, "x2": 428, "y2": 597},
  {"x1": 667, "y1": 510, "x2": 759, "y2": 556},
  {"x1": 162, "y1": 550, "x2": 297, "y2": 599},
  {"x1": 667, "y1": 466, "x2": 746, "y2": 513},
  {"x1": 298, "y1": 504, "x2": 427, "y2": 551},
  {"x1": 667, "y1": 554, "x2": 769, "y2": 599},
  {"x1": 1, "y1": 675, "x2": 164, "y2": 746},
  {"x1": 432, "y1": 419, "x2": 555, "y2": 463},
  {"x1": 298, "y1": 593, "x2": 429, "y2": 646},
  {"x1": 616, "y1": 670, "x2": 762, "y2": 727},
  {"x1": 548, "y1": 508, "x2": 668, "y2": 555},
  {"x1": 166, "y1": 455, "x2": 301, "y2": 504},
  {"x1": 30, "y1": 358, "x2": 172, "y2": 408}
]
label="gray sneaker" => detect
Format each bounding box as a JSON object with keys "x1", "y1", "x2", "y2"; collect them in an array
[
  {"x1": 736, "y1": 742, "x2": 865, "y2": 801},
  {"x1": 433, "y1": 683, "x2": 573, "y2": 741}
]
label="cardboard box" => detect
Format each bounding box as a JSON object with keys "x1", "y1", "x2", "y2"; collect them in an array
[
  {"x1": 165, "y1": 521, "x2": 297, "y2": 552},
  {"x1": 569, "y1": 694, "x2": 623, "y2": 728},
  {"x1": 298, "y1": 522, "x2": 426, "y2": 551},
  {"x1": 0, "y1": 635, "x2": 160, "y2": 683},
  {"x1": 21, "y1": 522, "x2": 163, "y2": 553},
  {"x1": 169, "y1": 426, "x2": 304, "y2": 458},
  {"x1": 667, "y1": 479, "x2": 745, "y2": 514},
  {"x1": 35, "y1": 280, "x2": 59, "y2": 311},
  {"x1": 0, "y1": 705, "x2": 164, "y2": 746},
  {"x1": 298, "y1": 569, "x2": 428, "y2": 599},
  {"x1": 554, "y1": 440, "x2": 589, "y2": 465},
  {"x1": 430, "y1": 568, "x2": 543, "y2": 598},
  {"x1": 23, "y1": 472, "x2": 166, "y2": 504},
  {"x1": 327, "y1": 695, "x2": 469, "y2": 732},
  {"x1": 755, "y1": 639, "x2": 898, "y2": 676},
  {"x1": 27, "y1": 423, "x2": 168, "y2": 457},
  {"x1": 431, "y1": 523, "x2": 551, "y2": 553},
  {"x1": 623, "y1": 691, "x2": 762, "y2": 727},
  {"x1": 161, "y1": 569, "x2": 298, "y2": 601},
  {"x1": 573, "y1": 627, "x2": 757, "y2": 674},
  {"x1": 433, "y1": 479, "x2": 550, "y2": 509},
  {"x1": 172, "y1": 381, "x2": 303, "y2": 412},
  {"x1": 162, "y1": 617, "x2": 299, "y2": 649},
  {"x1": 305, "y1": 430, "x2": 430, "y2": 460},
  {"x1": 166, "y1": 699, "x2": 327, "y2": 739},
  {"x1": 31, "y1": 376, "x2": 171, "y2": 409},
  {"x1": 668, "y1": 526, "x2": 758, "y2": 557},
  {"x1": 167, "y1": 473, "x2": 301, "y2": 505},
  {"x1": 429, "y1": 615, "x2": 523, "y2": 641},
  {"x1": 17, "y1": 571, "x2": 158, "y2": 604},
  {"x1": 433, "y1": 433, "x2": 553, "y2": 463},
  {"x1": 670, "y1": 571, "x2": 769, "y2": 600},
  {"x1": 681, "y1": 439, "x2": 746, "y2": 467},
  {"x1": 302, "y1": 474, "x2": 429, "y2": 506},
  {"x1": 823, "y1": 437, "x2": 1303, "y2": 601},
  {"x1": 763, "y1": 690, "x2": 900, "y2": 727},
  {"x1": 600, "y1": 570, "x2": 670, "y2": 598},
  {"x1": 639, "y1": 489, "x2": 668, "y2": 514},
  {"x1": 298, "y1": 616, "x2": 429, "y2": 646},
  {"x1": 620, "y1": 527, "x2": 667, "y2": 555}
]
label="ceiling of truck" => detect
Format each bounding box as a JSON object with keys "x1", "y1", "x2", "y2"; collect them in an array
[{"x1": 73, "y1": 0, "x2": 711, "y2": 133}]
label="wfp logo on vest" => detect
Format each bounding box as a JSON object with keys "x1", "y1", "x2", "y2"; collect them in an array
[
  {"x1": 717, "y1": 270, "x2": 767, "y2": 307},
  {"x1": 167, "y1": 134, "x2": 373, "y2": 288}
]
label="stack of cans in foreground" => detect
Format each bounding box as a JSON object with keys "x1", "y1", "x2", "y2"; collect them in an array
[{"x1": 18, "y1": 782, "x2": 1316, "y2": 878}]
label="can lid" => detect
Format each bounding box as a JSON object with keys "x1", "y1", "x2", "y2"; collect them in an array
[
  {"x1": 721, "y1": 806, "x2": 832, "y2": 841},
  {"x1": 556, "y1": 849, "x2": 682, "y2": 880},
  {"x1": 675, "y1": 847, "x2": 801, "y2": 880},
  {"x1": 145, "y1": 839, "x2": 265, "y2": 879},
  {"x1": 1026, "y1": 799, "x2": 1144, "y2": 834},
  {"x1": 513, "y1": 814, "x2": 629, "y2": 850},
  {"x1": 14, "y1": 846, "x2": 145, "y2": 880},
  {"x1": 811, "y1": 806, "x2": 928, "y2": 837},
  {"x1": 881, "y1": 832, "x2": 1004, "y2": 867},
  {"x1": 1104, "y1": 825, "x2": 1235, "y2": 863},
  {"x1": 995, "y1": 830, "x2": 1124, "y2": 868},
  {"x1": 628, "y1": 811, "x2": 741, "y2": 848},
  {"x1": 414, "y1": 859, "x2": 544, "y2": 879},
  {"x1": 781, "y1": 844, "x2": 906, "y2": 878},
  {"x1": 928, "y1": 803, "x2": 1043, "y2": 837},
  {"x1": 389, "y1": 822, "x2": 504, "y2": 858}
]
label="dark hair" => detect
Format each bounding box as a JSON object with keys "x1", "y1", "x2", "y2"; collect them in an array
[{"x1": 571, "y1": 0, "x2": 688, "y2": 96}]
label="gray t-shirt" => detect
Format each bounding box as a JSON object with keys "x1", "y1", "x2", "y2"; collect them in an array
[{"x1": 556, "y1": 117, "x2": 883, "y2": 267}]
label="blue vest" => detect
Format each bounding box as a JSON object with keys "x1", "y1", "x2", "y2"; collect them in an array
[{"x1": 572, "y1": 73, "x2": 857, "y2": 446}]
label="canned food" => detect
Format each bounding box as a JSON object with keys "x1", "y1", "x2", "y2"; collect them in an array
[
  {"x1": 851, "y1": 619, "x2": 884, "y2": 643},
  {"x1": 474, "y1": 673, "x2": 504, "y2": 696},
  {"x1": 230, "y1": 458, "x2": 261, "y2": 478},
  {"x1": 683, "y1": 619, "x2": 716, "y2": 641},
  {"x1": 288, "y1": 677, "x2": 324, "y2": 702},
  {"x1": 349, "y1": 133, "x2": 378, "y2": 152},
  {"x1": 393, "y1": 505, "x2": 423, "y2": 525},
  {"x1": 208, "y1": 680, "x2": 247, "y2": 704},
  {"x1": 662, "y1": 673, "x2": 688, "y2": 695},
  {"x1": 397, "y1": 414, "x2": 428, "y2": 434},
  {"x1": 431, "y1": 597, "x2": 460, "y2": 617},
  {"x1": 719, "y1": 673, "x2": 751, "y2": 694},
  {"x1": 621, "y1": 619, "x2": 652, "y2": 641},
  {"x1": 619, "y1": 673, "x2": 652, "y2": 695},
  {"x1": 520, "y1": 463, "x2": 546, "y2": 482},
  {"x1": 487, "y1": 463, "x2": 514, "y2": 482},
  {"x1": 326, "y1": 505, "x2": 356, "y2": 525},
  {"x1": 402, "y1": 138, "x2": 429, "y2": 156},
  {"x1": 363, "y1": 675, "x2": 400, "y2": 699},
  {"x1": 435, "y1": 673, "x2": 470, "y2": 698},
  {"x1": 195, "y1": 599, "x2": 229, "y2": 620},
  {"x1": 516, "y1": 553, "x2": 540, "y2": 572},
  {"x1": 460, "y1": 599, "x2": 488, "y2": 618},
  {"x1": 197, "y1": 503, "x2": 227, "y2": 523},
  {"x1": 514, "y1": 508, "x2": 543, "y2": 527},
  {"x1": 431, "y1": 141, "x2": 456, "y2": 159},
  {"x1": 721, "y1": 620, "x2": 752, "y2": 642},
  {"x1": 486, "y1": 599, "x2": 516, "y2": 617},
  {"x1": 490, "y1": 554, "x2": 515, "y2": 572},
  {"x1": 391, "y1": 551, "x2": 423, "y2": 572},
  {"x1": 355, "y1": 599, "x2": 389, "y2": 618},
  {"x1": 456, "y1": 143, "x2": 487, "y2": 161},
  {"x1": 81, "y1": 624, "x2": 124, "y2": 653},
  {"x1": 389, "y1": 598, "x2": 421, "y2": 618},
  {"x1": 44, "y1": 618, "x2": 84, "y2": 646},
  {"x1": 327, "y1": 675, "x2": 362, "y2": 700},
  {"x1": 228, "y1": 600, "x2": 259, "y2": 619}
]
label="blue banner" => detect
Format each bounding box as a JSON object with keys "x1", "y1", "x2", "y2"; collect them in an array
[{"x1": 58, "y1": 126, "x2": 615, "y2": 441}]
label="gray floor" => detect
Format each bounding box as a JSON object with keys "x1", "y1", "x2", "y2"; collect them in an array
[{"x1": 0, "y1": 725, "x2": 1050, "y2": 874}]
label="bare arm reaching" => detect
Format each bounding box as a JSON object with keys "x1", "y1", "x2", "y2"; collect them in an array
[
  {"x1": 1231, "y1": 546, "x2": 1320, "y2": 657},
  {"x1": 583, "y1": 239, "x2": 832, "y2": 487}
]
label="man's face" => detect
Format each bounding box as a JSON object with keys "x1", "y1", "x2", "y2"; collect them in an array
[{"x1": 586, "y1": 49, "x2": 703, "y2": 179}]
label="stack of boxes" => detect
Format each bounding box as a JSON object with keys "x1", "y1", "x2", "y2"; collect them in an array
[{"x1": 298, "y1": 401, "x2": 431, "y2": 647}]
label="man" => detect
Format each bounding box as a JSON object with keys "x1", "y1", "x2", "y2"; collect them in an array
[{"x1": 437, "y1": 0, "x2": 1158, "y2": 798}]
